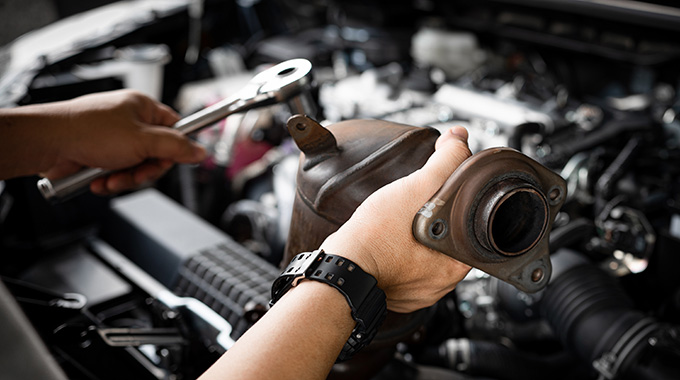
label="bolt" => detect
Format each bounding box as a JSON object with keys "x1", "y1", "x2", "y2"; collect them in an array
[
  {"x1": 531, "y1": 268, "x2": 544, "y2": 282},
  {"x1": 549, "y1": 188, "x2": 560, "y2": 201},
  {"x1": 295, "y1": 123, "x2": 306, "y2": 131}
]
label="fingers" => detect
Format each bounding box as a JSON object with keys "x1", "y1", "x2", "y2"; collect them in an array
[
  {"x1": 140, "y1": 127, "x2": 207, "y2": 164},
  {"x1": 138, "y1": 96, "x2": 204, "y2": 165},
  {"x1": 89, "y1": 129, "x2": 204, "y2": 195},
  {"x1": 153, "y1": 102, "x2": 182, "y2": 127},
  {"x1": 394, "y1": 126, "x2": 471, "y2": 211},
  {"x1": 86, "y1": 100, "x2": 203, "y2": 195},
  {"x1": 90, "y1": 159, "x2": 174, "y2": 195},
  {"x1": 435, "y1": 125, "x2": 469, "y2": 150},
  {"x1": 40, "y1": 161, "x2": 81, "y2": 181},
  {"x1": 418, "y1": 126, "x2": 472, "y2": 189}
]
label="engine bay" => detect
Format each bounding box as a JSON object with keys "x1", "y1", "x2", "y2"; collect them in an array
[{"x1": 1, "y1": 0, "x2": 680, "y2": 379}]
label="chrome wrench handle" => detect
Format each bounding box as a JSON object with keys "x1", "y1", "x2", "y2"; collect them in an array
[
  {"x1": 37, "y1": 58, "x2": 313, "y2": 202},
  {"x1": 38, "y1": 167, "x2": 107, "y2": 201}
]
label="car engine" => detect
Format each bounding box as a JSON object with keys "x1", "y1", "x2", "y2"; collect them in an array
[{"x1": 1, "y1": 0, "x2": 679, "y2": 379}]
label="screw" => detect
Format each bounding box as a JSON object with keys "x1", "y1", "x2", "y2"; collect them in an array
[{"x1": 295, "y1": 123, "x2": 306, "y2": 131}]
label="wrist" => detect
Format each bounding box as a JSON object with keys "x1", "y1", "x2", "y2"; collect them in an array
[
  {"x1": 284, "y1": 280, "x2": 354, "y2": 318},
  {"x1": 270, "y1": 249, "x2": 387, "y2": 361},
  {"x1": 320, "y1": 232, "x2": 381, "y2": 286},
  {"x1": 0, "y1": 105, "x2": 68, "y2": 178}
]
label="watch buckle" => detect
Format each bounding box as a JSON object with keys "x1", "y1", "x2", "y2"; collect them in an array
[{"x1": 291, "y1": 250, "x2": 324, "y2": 286}]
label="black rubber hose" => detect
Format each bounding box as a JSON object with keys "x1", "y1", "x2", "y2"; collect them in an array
[
  {"x1": 467, "y1": 340, "x2": 581, "y2": 380},
  {"x1": 539, "y1": 258, "x2": 672, "y2": 379},
  {"x1": 418, "y1": 338, "x2": 585, "y2": 380},
  {"x1": 541, "y1": 263, "x2": 641, "y2": 361}
]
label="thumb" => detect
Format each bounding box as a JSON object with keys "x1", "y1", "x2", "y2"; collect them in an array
[
  {"x1": 141, "y1": 127, "x2": 207, "y2": 164},
  {"x1": 410, "y1": 126, "x2": 472, "y2": 195}
]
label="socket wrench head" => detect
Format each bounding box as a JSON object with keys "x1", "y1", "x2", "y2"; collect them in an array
[{"x1": 245, "y1": 58, "x2": 313, "y2": 103}]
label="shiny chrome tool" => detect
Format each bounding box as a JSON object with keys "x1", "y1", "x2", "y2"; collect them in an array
[{"x1": 37, "y1": 58, "x2": 314, "y2": 202}]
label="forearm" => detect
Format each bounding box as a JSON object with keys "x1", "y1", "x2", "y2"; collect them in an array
[
  {"x1": 0, "y1": 103, "x2": 69, "y2": 180},
  {"x1": 199, "y1": 280, "x2": 355, "y2": 380}
]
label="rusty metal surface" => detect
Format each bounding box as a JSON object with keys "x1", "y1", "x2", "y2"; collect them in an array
[
  {"x1": 412, "y1": 147, "x2": 567, "y2": 293},
  {"x1": 284, "y1": 115, "x2": 440, "y2": 264}
]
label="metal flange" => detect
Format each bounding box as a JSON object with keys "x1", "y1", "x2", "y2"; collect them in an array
[{"x1": 413, "y1": 147, "x2": 566, "y2": 293}]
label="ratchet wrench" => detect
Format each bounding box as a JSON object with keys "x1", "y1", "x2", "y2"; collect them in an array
[{"x1": 37, "y1": 58, "x2": 314, "y2": 202}]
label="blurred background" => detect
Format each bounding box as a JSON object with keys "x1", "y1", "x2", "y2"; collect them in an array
[
  {"x1": 0, "y1": 0, "x2": 117, "y2": 45},
  {"x1": 1, "y1": 1, "x2": 680, "y2": 379}
]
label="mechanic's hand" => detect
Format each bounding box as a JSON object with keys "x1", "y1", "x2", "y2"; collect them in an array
[
  {"x1": 40, "y1": 89, "x2": 206, "y2": 195},
  {"x1": 321, "y1": 126, "x2": 472, "y2": 313}
]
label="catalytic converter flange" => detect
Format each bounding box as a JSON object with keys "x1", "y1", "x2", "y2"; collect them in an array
[{"x1": 413, "y1": 147, "x2": 566, "y2": 293}]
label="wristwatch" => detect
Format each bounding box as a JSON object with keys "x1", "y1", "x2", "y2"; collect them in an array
[{"x1": 270, "y1": 249, "x2": 387, "y2": 361}]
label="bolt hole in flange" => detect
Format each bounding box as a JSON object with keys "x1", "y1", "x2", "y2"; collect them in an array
[
  {"x1": 489, "y1": 188, "x2": 548, "y2": 256},
  {"x1": 430, "y1": 219, "x2": 448, "y2": 240}
]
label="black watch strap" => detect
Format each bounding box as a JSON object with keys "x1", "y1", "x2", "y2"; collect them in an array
[{"x1": 270, "y1": 249, "x2": 387, "y2": 361}]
